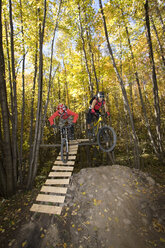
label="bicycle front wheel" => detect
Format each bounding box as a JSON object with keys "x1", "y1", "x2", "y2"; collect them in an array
[
  {"x1": 61, "y1": 138, "x2": 69, "y2": 163},
  {"x1": 97, "y1": 126, "x2": 116, "y2": 152}
]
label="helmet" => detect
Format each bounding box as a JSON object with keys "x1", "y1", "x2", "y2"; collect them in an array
[
  {"x1": 57, "y1": 103, "x2": 66, "y2": 113},
  {"x1": 97, "y1": 91, "x2": 105, "y2": 99}
]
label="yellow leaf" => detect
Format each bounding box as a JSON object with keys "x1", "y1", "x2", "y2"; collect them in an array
[
  {"x1": 108, "y1": 217, "x2": 112, "y2": 221},
  {"x1": 78, "y1": 227, "x2": 82, "y2": 231},
  {"x1": 160, "y1": 238, "x2": 165, "y2": 242},
  {"x1": 93, "y1": 199, "x2": 101, "y2": 206},
  {"x1": 64, "y1": 212, "x2": 68, "y2": 217},
  {"x1": 22, "y1": 240, "x2": 27, "y2": 247},
  {"x1": 63, "y1": 243, "x2": 67, "y2": 248},
  {"x1": 72, "y1": 224, "x2": 75, "y2": 228},
  {"x1": 82, "y1": 192, "x2": 86, "y2": 195},
  {"x1": 115, "y1": 217, "x2": 119, "y2": 223},
  {"x1": 40, "y1": 233, "x2": 45, "y2": 238}
]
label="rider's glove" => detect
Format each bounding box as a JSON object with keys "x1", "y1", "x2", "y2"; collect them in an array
[
  {"x1": 105, "y1": 112, "x2": 110, "y2": 117},
  {"x1": 51, "y1": 124, "x2": 56, "y2": 128},
  {"x1": 91, "y1": 109, "x2": 95, "y2": 114}
]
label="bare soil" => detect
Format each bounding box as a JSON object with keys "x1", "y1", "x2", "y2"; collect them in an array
[{"x1": 0, "y1": 165, "x2": 165, "y2": 248}]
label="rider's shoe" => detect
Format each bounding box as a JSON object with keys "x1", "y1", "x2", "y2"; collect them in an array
[
  {"x1": 70, "y1": 134, "x2": 74, "y2": 140},
  {"x1": 87, "y1": 129, "x2": 92, "y2": 138}
]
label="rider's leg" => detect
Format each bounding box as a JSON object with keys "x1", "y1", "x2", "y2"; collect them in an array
[
  {"x1": 59, "y1": 119, "x2": 65, "y2": 128},
  {"x1": 68, "y1": 116, "x2": 74, "y2": 140},
  {"x1": 95, "y1": 110, "x2": 100, "y2": 120},
  {"x1": 59, "y1": 119, "x2": 65, "y2": 134},
  {"x1": 86, "y1": 110, "x2": 93, "y2": 137}
]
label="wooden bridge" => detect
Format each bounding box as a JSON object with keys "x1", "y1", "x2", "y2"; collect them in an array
[{"x1": 30, "y1": 139, "x2": 88, "y2": 215}]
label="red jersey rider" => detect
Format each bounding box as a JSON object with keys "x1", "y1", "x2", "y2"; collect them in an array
[
  {"x1": 49, "y1": 103, "x2": 78, "y2": 140},
  {"x1": 86, "y1": 92, "x2": 110, "y2": 135}
]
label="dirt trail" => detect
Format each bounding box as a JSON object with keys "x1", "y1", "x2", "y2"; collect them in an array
[{"x1": 11, "y1": 165, "x2": 165, "y2": 248}]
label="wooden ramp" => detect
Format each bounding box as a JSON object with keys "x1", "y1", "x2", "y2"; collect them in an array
[{"x1": 30, "y1": 139, "x2": 87, "y2": 215}]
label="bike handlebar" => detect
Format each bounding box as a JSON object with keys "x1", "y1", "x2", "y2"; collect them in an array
[{"x1": 52, "y1": 124, "x2": 72, "y2": 130}]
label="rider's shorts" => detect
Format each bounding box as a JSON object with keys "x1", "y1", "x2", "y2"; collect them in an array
[
  {"x1": 59, "y1": 116, "x2": 73, "y2": 127},
  {"x1": 86, "y1": 109, "x2": 100, "y2": 124}
]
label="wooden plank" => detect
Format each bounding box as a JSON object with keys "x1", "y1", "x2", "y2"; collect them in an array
[
  {"x1": 77, "y1": 139, "x2": 89, "y2": 142},
  {"x1": 52, "y1": 166, "x2": 74, "y2": 171},
  {"x1": 69, "y1": 146, "x2": 78, "y2": 150},
  {"x1": 68, "y1": 151, "x2": 77, "y2": 154},
  {"x1": 36, "y1": 194, "x2": 65, "y2": 203},
  {"x1": 48, "y1": 171, "x2": 72, "y2": 177},
  {"x1": 54, "y1": 160, "x2": 75, "y2": 165},
  {"x1": 45, "y1": 178, "x2": 70, "y2": 185},
  {"x1": 69, "y1": 149, "x2": 78, "y2": 153},
  {"x1": 68, "y1": 149, "x2": 78, "y2": 152},
  {"x1": 30, "y1": 204, "x2": 62, "y2": 215},
  {"x1": 69, "y1": 140, "x2": 77, "y2": 143},
  {"x1": 41, "y1": 186, "x2": 67, "y2": 194},
  {"x1": 56, "y1": 155, "x2": 76, "y2": 160},
  {"x1": 59, "y1": 151, "x2": 77, "y2": 155},
  {"x1": 69, "y1": 145, "x2": 78, "y2": 148}
]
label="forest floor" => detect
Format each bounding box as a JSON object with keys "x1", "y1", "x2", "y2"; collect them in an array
[{"x1": 0, "y1": 158, "x2": 165, "y2": 248}]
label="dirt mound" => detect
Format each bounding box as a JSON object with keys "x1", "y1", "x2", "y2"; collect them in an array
[{"x1": 13, "y1": 165, "x2": 165, "y2": 248}]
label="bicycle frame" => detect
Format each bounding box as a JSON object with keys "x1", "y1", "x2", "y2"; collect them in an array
[
  {"x1": 92, "y1": 115, "x2": 103, "y2": 136},
  {"x1": 59, "y1": 125, "x2": 69, "y2": 163},
  {"x1": 60, "y1": 126, "x2": 69, "y2": 140}
]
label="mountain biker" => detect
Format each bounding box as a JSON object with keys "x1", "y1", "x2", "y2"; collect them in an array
[
  {"x1": 86, "y1": 92, "x2": 110, "y2": 136},
  {"x1": 49, "y1": 103, "x2": 78, "y2": 140}
]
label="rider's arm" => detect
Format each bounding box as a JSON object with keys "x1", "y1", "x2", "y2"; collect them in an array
[
  {"x1": 91, "y1": 99, "x2": 97, "y2": 110},
  {"x1": 104, "y1": 102, "x2": 110, "y2": 116},
  {"x1": 67, "y1": 109, "x2": 79, "y2": 123},
  {"x1": 48, "y1": 111, "x2": 59, "y2": 126},
  {"x1": 104, "y1": 102, "x2": 108, "y2": 112}
]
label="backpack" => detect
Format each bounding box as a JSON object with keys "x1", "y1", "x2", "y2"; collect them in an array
[
  {"x1": 89, "y1": 96, "x2": 104, "y2": 107},
  {"x1": 89, "y1": 95, "x2": 97, "y2": 105}
]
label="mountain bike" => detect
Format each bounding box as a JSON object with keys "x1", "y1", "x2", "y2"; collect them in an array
[
  {"x1": 54, "y1": 124, "x2": 71, "y2": 163},
  {"x1": 87, "y1": 113, "x2": 116, "y2": 152}
]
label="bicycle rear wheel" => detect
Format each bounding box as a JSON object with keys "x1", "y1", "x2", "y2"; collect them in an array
[
  {"x1": 97, "y1": 126, "x2": 116, "y2": 152},
  {"x1": 61, "y1": 138, "x2": 69, "y2": 163}
]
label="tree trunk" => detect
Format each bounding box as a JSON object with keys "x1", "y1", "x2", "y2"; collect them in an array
[
  {"x1": 9, "y1": 0, "x2": 17, "y2": 188},
  {"x1": 78, "y1": 3, "x2": 93, "y2": 97},
  {"x1": 27, "y1": 0, "x2": 47, "y2": 188},
  {"x1": 58, "y1": 76, "x2": 61, "y2": 101},
  {"x1": 4, "y1": 17, "x2": 13, "y2": 115},
  {"x1": 41, "y1": 0, "x2": 62, "y2": 140},
  {"x1": 154, "y1": 0, "x2": 165, "y2": 37},
  {"x1": 41, "y1": 65, "x2": 59, "y2": 141},
  {"x1": 151, "y1": 15, "x2": 165, "y2": 68},
  {"x1": 19, "y1": 0, "x2": 25, "y2": 182},
  {"x1": 63, "y1": 59, "x2": 70, "y2": 107},
  {"x1": 0, "y1": 0, "x2": 14, "y2": 196},
  {"x1": 99, "y1": 0, "x2": 140, "y2": 168},
  {"x1": 144, "y1": 0, "x2": 163, "y2": 154},
  {"x1": 83, "y1": 4, "x2": 99, "y2": 92},
  {"x1": 29, "y1": 41, "x2": 38, "y2": 162},
  {"x1": 122, "y1": 13, "x2": 159, "y2": 157}
]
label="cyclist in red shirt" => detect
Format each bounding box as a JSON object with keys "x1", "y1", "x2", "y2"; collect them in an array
[
  {"x1": 86, "y1": 92, "x2": 110, "y2": 136},
  {"x1": 49, "y1": 103, "x2": 78, "y2": 140}
]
